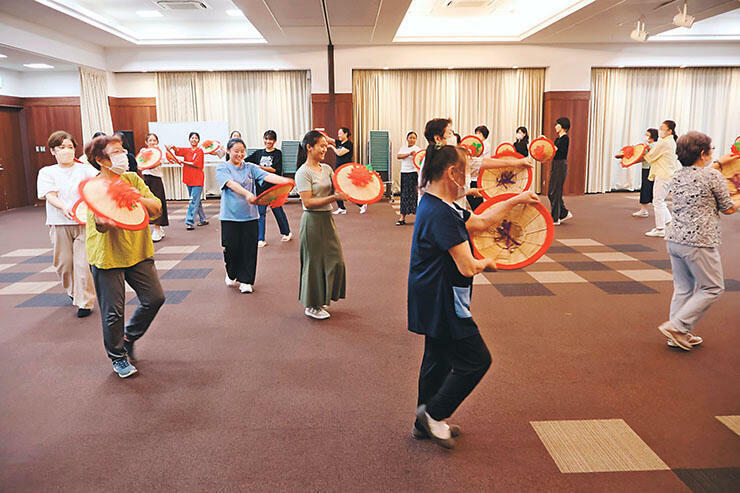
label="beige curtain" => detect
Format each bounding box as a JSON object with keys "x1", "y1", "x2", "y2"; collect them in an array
[
  {"x1": 156, "y1": 71, "x2": 312, "y2": 145},
  {"x1": 79, "y1": 67, "x2": 113, "y2": 141},
  {"x1": 353, "y1": 68, "x2": 545, "y2": 192},
  {"x1": 587, "y1": 67, "x2": 740, "y2": 193}
]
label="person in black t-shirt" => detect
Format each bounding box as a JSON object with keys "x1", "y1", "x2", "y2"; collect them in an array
[
  {"x1": 548, "y1": 117, "x2": 573, "y2": 225},
  {"x1": 245, "y1": 130, "x2": 291, "y2": 246},
  {"x1": 327, "y1": 127, "x2": 365, "y2": 214},
  {"x1": 513, "y1": 126, "x2": 529, "y2": 157}
]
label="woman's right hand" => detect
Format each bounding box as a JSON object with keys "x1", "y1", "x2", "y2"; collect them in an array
[
  {"x1": 514, "y1": 191, "x2": 540, "y2": 206},
  {"x1": 244, "y1": 191, "x2": 257, "y2": 204},
  {"x1": 334, "y1": 191, "x2": 348, "y2": 202},
  {"x1": 62, "y1": 207, "x2": 75, "y2": 221},
  {"x1": 518, "y1": 157, "x2": 535, "y2": 168},
  {"x1": 482, "y1": 257, "x2": 497, "y2": 272}
]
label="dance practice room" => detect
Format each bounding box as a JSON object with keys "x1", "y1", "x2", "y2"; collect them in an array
[{"x1": 1, "y1": 0, "x2": 739, "y2": 490}]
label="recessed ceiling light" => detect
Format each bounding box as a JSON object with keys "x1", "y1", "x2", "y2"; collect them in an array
[
  {"x1": 618, "y1": 65, "x2": 625, "y2": 68},
  {"x1": 24, "y1": 63, "x2": 54, "y2": 69},
  {"x1": 680, "y1": 65, "x2": 687, "y2": 68},
  {"x1": 512, "y1": 65, "x2": 518, "y2": 69},
  {"x1": 0, "y1": 53, "x2": 7, "y2": 58},
  {"x1": 208, "y1": 69, "x2": 214, "y2": 72},
  {"x1": 226, "y1": 9, "x2": 244, "y2": 17},
  {"x1": 448, "y1": 66, "x2": 454, "y2": 70},
  {"x1": 382, "y1": 67, "x2": 389, "y2": 70},
  {"x1": 136, "y1": 10, "x2": 163, "y2": 18}
]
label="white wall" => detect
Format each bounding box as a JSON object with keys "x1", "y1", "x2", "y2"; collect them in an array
[
  {"x1": 0, "y1": 70, "x2": 80, "y2": 97},
  {"x1": 0, "y1": 68, "x2": 23, "y2": 97},
  {"x1": 108, "y1": 72, "x2": 157, "y2": 98}
]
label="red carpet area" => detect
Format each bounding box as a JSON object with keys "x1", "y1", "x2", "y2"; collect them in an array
[{"x1": 1, "y1": 193, "x2": 739, "y2": 491}]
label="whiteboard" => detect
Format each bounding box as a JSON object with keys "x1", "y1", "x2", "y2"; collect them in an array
[{"x1": 148, "y1": 121, "x2": 229, "y2": 164}]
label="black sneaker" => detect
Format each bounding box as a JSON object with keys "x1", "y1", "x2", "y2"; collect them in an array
[
  {"x1": 197, "y1": 220, "x2": 209, "y2": 226},
  {"x1": 77, "y1": 308, "x2": 92, "y2": 318},
  {"x1": 186, "y1": 224, "x2": 195, "y2": 230},
  {"x1": 123, "y1": 339, "x2": 136, "y2": 363},
  {"x1": 396, "y1": 220, "x2": 406, "y2": 226}
]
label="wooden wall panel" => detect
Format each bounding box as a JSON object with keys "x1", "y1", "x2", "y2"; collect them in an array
[
  {"x1": 23, "y1": 97, "x2": 83, "y2": 205},
  {"x1": 312, "y1": 93, "x2": 353, "y2": 167},
  {"x1": 109, "y1": 97, "x2": 157, "y2": 151},
  {"x1": 541, "y1": 91, "x2": 590, "y2": 196},
  {"x1": 0, "y1": 107, "x2": 28, "y2": 210}
]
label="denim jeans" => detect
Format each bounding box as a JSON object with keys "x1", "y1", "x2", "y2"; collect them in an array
[
  {"x1": 257, "y1": 205, "x2": 291, "y2": 241},
  {"x1": 667, "y1": 240, "x2": 725, "y2": 333},
  {"x1": 185, "y1": 185, "x2": 206, "y2": 226}
]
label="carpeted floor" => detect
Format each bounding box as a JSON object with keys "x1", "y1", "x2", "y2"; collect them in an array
[{"x1": 1, "y1": 193, "x2": 738, "y2": 492}]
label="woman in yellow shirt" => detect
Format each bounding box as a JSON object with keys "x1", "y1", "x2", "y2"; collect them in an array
[
  {"x1": 84, "y1": 134, "x2": 164, "y2": 378},
  {"x1": 643, "y1": 120, "x2": 680, "y2": 237}
]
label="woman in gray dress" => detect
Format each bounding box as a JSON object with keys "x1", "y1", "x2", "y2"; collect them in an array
[{"x1": 294, "y1": 130, "x2": 349, "y2": 320}]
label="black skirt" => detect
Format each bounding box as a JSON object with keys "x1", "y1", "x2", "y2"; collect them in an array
[
  {"x1": 143, "y1": 174, "x2": 169, "y2": 226},
  {"x1": 400, "y1": 172, "x2": 418, "y2": 215},
  {"x1": 639, "y1": 167, "x2": 654, "y2": 205}
]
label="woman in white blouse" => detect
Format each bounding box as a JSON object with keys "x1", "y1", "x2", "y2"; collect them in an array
[
  {"x1": 643, "y1": 120, "x2": 681, "y2": 237},
  {"x1": 140, "y1": 133, "x2": 169, "y2": 242},
  {"x1": 396, "y1": 131, "x2": 421, "y2": 225}
]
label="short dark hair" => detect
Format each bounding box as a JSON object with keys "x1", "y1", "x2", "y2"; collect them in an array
[
  {"x1": 339, "y1": 127, "x2": 351, "y2": 137},
  {"x1": 263, "y1": 130, "x2": 277, "y2": 140},
  {"x1": 556, "y1": 117, "x2": 570, "y2": 131},
  {"x1": 424, "y1": 118, "x2": 451, "y2": 144},
  {"x1": 676, "y1": 131, "x2": 711, "y2": 167},
  {"x1": 516, "y1": 126, "x2": 529, "y2": 146},
  {"x1": 48, "y1": 130, "x2": 76, "y2": 150},
  {"x1": 646, "y1": 128, "x2": 658, "y2": 142},
  {"x1": 84, "y1": 135, "x2": 122, "y2": 170},
  {"x1": 189, "y1": 132, "x2": 200, "y2": 140},
  {"x1": 406, "y1": 131, "x2": 417, "y2": 138},
  {"x1": 474, "y1": 125, "x2": 489, "y2": 139},
  {"x1": 420, "y1": 145, "x2": 466, "y2": 189},
  {"x1": 92, "y1": 131, "x2": 106, "y2": 139},
  {"x1": 226, "y1": 138, "x2": 246, "y2": 151},
  {"x1": 230, "y1": 130, "x2": 241, "y2": 139}
]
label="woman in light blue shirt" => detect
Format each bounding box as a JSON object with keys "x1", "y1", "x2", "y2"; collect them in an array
[{"x1": 217, "y1": 138, "x2": 292, "y2": 294}]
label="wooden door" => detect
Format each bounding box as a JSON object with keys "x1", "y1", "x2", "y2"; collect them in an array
[{"x1": 0, "y1": 107, "x2": 28, "y2": 211}]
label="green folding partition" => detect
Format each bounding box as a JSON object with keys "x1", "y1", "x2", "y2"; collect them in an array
[
  {"x1": 368, "y1": 130, "x2": 390, "y2": 172},
  {"x1": 281, "y1": 141, "x2": 300, "y2": 174}
]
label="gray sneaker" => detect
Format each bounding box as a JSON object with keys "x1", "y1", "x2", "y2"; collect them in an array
[{"x1": 112, "y1": 359, "x2": 137, "y2": 378}]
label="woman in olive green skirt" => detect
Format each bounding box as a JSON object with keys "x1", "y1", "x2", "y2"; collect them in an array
[{"x1": 294, "y1": 130, "x2": 348, "y2": 320}]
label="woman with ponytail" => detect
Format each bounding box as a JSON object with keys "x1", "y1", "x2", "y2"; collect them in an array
[
  {"x1": 644, "y1": 120, "x2": 681, "y2": 237},
  {"x1": 294, "y1": 130, "x2": 348, "y2": 320},
  {"x1": 408, "y1": 144, "x2": 540, "y2": 449}
]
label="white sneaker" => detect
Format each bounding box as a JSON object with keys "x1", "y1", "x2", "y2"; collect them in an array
[
  {"x1": 258, "y1": 240, "x2": 267, "y2": 248},
  {"x1": 632, "y1": 210, "x2": 649, "y2": 217},
  {"x1": 281, "y1": 233, "x2": 292, "y2": 242},
  {"x1": 239, "y1": 283, "x2": 253, "y2": 293},
  {"x1": 425, "y1": 412, "x2": 452, "y2": 440},
  {"x1": 159, "y1": 227, "x2": 166, "y2": 238},
  {"x1": 225, "y1": 275, "x2": 237, "y2": 287},
  {"x1": 560, "y1": 211, "x2": 573, "y2": 222},
  {"x1": 645, "y1": 228, "x2": 665, "y2": 237},
  {"x1": 553, "y1": 219, "x2": 561, "y2": 226},
  {"x1": 151, "y1": 229, "x2": 163, "y2": 242},
  {"x1": 305, "y1": 307, "x2": 330, "y2": 319},
  {"x1": 360, "y1": 204, "x2": 368, "y2": 214},
  {"x1": 333, "y1": 208, "x2": 347, "y2": 215}
]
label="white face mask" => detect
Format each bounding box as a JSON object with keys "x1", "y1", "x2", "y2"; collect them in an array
[
  {"x1": 55, "y1": 148, "x2": 75, "y2": 165},
  {"x1": 516, "y1": 133, "x2": 524, "y2": 140},
  {"x1": 452, "y1": 168, "x2": 470, "y2": 199},
  {"x1": 446, "y1": 135, "x2": 457, "y2": 146},
  {"x1": 108, "y1": 153, "x2": 129, "y2": 175}
]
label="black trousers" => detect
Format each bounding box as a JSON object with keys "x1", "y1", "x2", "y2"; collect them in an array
[
  {"x1": 466, "y1": 180, "x2": 484, "y2": 212},
  {"x1": 90, "y1": 258, "x2": 166, "y2": 362},
  {"x1": 417, "y1": 333, "x2": 492, "y2": 421},
  {"x1": 221, "y1": 220, "x2": 258, "y2": 284},
  {"x1": 548, "y1": 159, "x2": 569, "y2": 221},
  {"x1": 142, "y1": 175, "x2": 169, "y2": 226},
  {"x1": 639, "y1": 167, "x2": 654, "y2": 205}
]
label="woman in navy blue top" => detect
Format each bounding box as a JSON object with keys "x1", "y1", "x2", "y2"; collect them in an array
[{"x1": 408, "y1": 144, "x2": 540, "y2": 449}]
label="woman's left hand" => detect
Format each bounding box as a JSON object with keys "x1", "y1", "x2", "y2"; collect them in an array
[
  {"x1": 518, "y1": 157, "x2": 535, "y2": 168},
  {"x1": 245, "y1": 192, "x2": 257, "y2": 204},
  {"x1": 514, "y1": 190, "x2": 540, "y2": 206}
]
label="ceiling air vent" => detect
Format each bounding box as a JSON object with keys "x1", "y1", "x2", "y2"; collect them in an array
[{"x1": 155, "y1": 1, "x2": 210, "y2": 10}]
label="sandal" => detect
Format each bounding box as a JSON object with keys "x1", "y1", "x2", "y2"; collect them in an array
[
  {"x1": 668, "y1": 334, "x2": 703, "y2": 348},
  {"x1": 658, "y1": 322, "x2": 692, "y2": 351},
  {"x1": 396, "y1": 220, "x2": 406, "y2": 226}
]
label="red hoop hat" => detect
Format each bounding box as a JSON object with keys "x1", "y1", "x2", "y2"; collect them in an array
[
  {"x1": 529, "y1": 137, "x2": 556, "y2": 162},
  {"x1": 619, "y1": 143, "x2": 648, "y2": 168},
  {"x1": 496, "y1": 143, "x2": 516, "y2": 155},
  {"x1": 731, "y1": 136, "x2": 740, "y2": 156},
  {"x1": 201, "y1": 140, "x2": 222, "y2": 155},
  {"x1": 135, "y1": 147, "x2": 163, "y2": 170},
  {"x1": 71, "y1": 198, "x2": 87, "y2": 225},
  {"x1": 471, "y1": 193, "x2": 554, "y2": 270},
  {"x1": 254, "y1": 181, "x2": 295, "y2": 207},
  {"x1": 332, "y1": 163, "x2": 385, "y2": 205},
  {"x1": 460, "y1": 135, "x2": 484, "y2": 157},
  {"x1": 412, "y1": 149, "x2": 426, "y2": 171},
  {"x1": 477, "y1": 150, "x2": 533, "y2": 199},
  {"x1": 314, "y1": 129, "x2": 330, "y2": 139},
  {"x1": 719, "y1": 156, "x2": 740, "y2": 197},
  {"x1": 78, "y1": 177, "x2": 149, "y2": 231},
  {"x1": 165, "y1": 148, "x2": 182, "y2": 165}
]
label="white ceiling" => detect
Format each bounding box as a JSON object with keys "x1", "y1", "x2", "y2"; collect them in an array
[
  {"x1": 0, "y1": 0, "x2": 737, "y2": 51},
  {"x1": 0, "y1": 44, "x2": 77, "y2": 72}
]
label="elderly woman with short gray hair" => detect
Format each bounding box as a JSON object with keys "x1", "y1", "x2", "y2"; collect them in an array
[{"x1": 659, "y1": 131, "x2": 739, "y2": 350}]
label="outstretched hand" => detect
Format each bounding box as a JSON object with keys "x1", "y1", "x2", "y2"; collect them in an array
[
  {"x1": 514, "y1": 190, "x2": 540, "y2": 206},
  {"x1": 519, "y1": 157, "x2": 535, "y2": 168}
]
